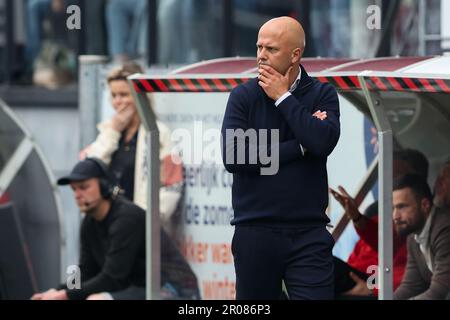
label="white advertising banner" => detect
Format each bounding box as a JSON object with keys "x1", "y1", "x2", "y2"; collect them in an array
[{"x1": 153, "y1": 92, "x2": 236, "y2": 299}]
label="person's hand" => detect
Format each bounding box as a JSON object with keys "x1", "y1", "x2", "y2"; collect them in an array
[
  {"x1": 43, "y1": 289, "x2": 68, "y2": 300},
  {"x1": 86, "y1": 293, "x2": 110, "y2": 300},
  {"x1": 329, "y1": 186, "x2": 361, "y2": 222},
  {"x1": 258, "y1": 65, "x2": 292, "y2": 101},
  {"x1": 31, "y1": 289, "x2": 57, "y2": 300},
  {"x1": 313, "y1": 110, "x2": 327, "y2": 120},
  {"x1": 111, "y1": 105, "x2": 136, "y2": 132},
  {"x1": 343, "y1": 272, "x2": 373, "y2": 296},
  {"x1": 31, "y1": 292, "x2": 44, "y2": 300},
  {"x1": 32, "y1": 289, "x2": 68, "y2": 300}
]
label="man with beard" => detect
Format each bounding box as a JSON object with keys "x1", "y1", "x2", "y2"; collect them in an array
[
  {"x1": 329, "y1": 148, "x2": 429, "y2": 297},
  {"x1": 393, "y1": 174, "x2": 450, "y2": 300}
]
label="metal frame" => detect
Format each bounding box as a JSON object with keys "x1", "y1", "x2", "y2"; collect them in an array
[
  {"x1": 331, "y1": 156, "x2": 379, "y2": 241},
  {"x1": 418, "y1": 0, "x2": 450, "y2": 55},
  {"x1": 0, "y1": 139, "x2": 34, "y2": 197},
  {"x1": 128, "y1": 74, "x2": 160, "y2": 300},
  {"x1": 359, "y1": 74, "x2": 394, "y2": 300},
  {"x1": 316, "y1": 70, "x2": 450, "y2": 81},
  {"x1": 0, "y1": 99, "x2": 67, "y2": 282}
]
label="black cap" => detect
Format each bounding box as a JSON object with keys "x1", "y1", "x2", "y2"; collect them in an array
[{"x1": 57, "y1": 159, "x2": 105, "y2": 185}]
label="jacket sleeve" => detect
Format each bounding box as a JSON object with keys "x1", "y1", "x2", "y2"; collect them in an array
[
  {"x1": 412, "y1": 223, "x2": 450, "y2": 300},
  {"x1": 58, "y1": 219, "x2": 99, "y2": 291},
  {"x1": 85, "y1": 120, "x2": 121, "y2": 165},
  {"x1": 276, "y1": 83, "x2": 340, "y2": 157},
  {"x1": 221, "y1": 85, "x2": 303, "y2": 174},
  {"x1": 394, "y1": 237, "x2": 429, "y2": 300},
  {"x1": 356, "y1": 216, "x2": 404, "y2": 254},
  {"x1": 355, "y1": 216, "x2": 378, "y2": 250}
]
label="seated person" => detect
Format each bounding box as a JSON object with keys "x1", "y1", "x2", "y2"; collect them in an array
[
  {"x1": 331, "y1": 191, "x2": 407, "y2": 298},
  {"x1": 330, "y1": 148, "x2": 429, "y2": 297},
  {"x1": 393, "y1": 174, "x2": 450, "y2": 300},
  {"x1": 31, "y1": 158, "x2": 199, "y2": 300}
]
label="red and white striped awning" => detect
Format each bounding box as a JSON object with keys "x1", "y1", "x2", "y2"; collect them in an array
[{"x1": 130, "y1": 56, "x2": 450, "y2": 93}]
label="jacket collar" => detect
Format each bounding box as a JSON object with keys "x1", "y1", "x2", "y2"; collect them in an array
[{"x1": 296, "y1": 64, "x2": 313, "y2": 91}]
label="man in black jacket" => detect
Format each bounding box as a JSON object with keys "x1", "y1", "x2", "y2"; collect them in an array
[
  {"x1": 221, "y1": 16, "x2": 340, "y2": 299},
  {"x1": 32, "y1": 158, "x2": 199, "y2": 300}
]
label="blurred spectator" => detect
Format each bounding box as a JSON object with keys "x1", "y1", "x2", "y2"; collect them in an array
[
  {"x1": 25, "y1": 0, "x2": 76, "y2": 88},
  {"x1": 25, "y1": 0, "x2": 60, "y2": 69},
  {"x1": 393, "y1": 174, "x2": 450, "y2": 300},
  {"x1": 157, "y1": 0, "x2": 222, "y2": 64},
  {"x1": 106, "y1": 0, "x2": 148, "y2": 62},
  {"x1": 433, "y1": 159, "x2": 450, "y2": 211}
]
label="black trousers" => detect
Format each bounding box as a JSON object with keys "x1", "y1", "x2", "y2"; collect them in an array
[{"x1": 232, "y1": 225, "x2": 335, "y2": 300}]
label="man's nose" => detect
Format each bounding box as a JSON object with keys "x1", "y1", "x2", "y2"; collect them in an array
[
  {"x1": 113, "y1": 97, "x2": 122, "y2": 105},
  {"x1": 74, "y1": 189, "x2": 83, "y2": 200},
  {"x1": 258, "y1": 48, "x2": 267, "y2": 60},
  {"x1": 392, "y1": 209, "x2": 400, "y2": 221}
]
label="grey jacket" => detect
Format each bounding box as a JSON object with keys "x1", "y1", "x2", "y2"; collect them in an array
[{"x1": 394, "y1": 206, "x2": 450, "y2": 300}]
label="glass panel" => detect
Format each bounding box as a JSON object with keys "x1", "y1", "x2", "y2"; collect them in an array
[
  {"x1": 152, "y1": 90, "x2": 235, "y2": 300},
  {"x1": 379, "y1": 91, "x2": 450, "y2": 160},
  {"x1": 3, "y1": 150, "x2": 61, "y2": 293}
]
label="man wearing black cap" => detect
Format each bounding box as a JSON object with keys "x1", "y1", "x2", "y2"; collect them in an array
[{"x1": 31, "y1": 157, "x2": 147, "y2": 300}]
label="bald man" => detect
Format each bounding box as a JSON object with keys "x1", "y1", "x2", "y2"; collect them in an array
[{"x1": 221, "y1": 17, "x2": 340, "y2": 299}]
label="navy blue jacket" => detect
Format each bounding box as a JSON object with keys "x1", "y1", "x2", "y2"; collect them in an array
[{"x1": 221, "y1": 64, "x2": 340, "y2": 227}]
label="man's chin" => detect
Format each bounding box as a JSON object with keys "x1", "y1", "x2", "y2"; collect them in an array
[
  {"x1": 77, "y1": 205, "x2": 93, "y2": 214},
  {"x1": 396, "y1": 225, "x2": 414, "y2": 237},
  {"x1": 395, "y1": 227, "x2": 406, "y2": 237}
]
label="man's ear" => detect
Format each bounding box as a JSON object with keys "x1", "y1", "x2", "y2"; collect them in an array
[
  {"x1": 421, "y1": 197, "x2": 431, "y2": 213},
  {"x1": 291, "y1": 47, "x2": 302, "y2": 64}
]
